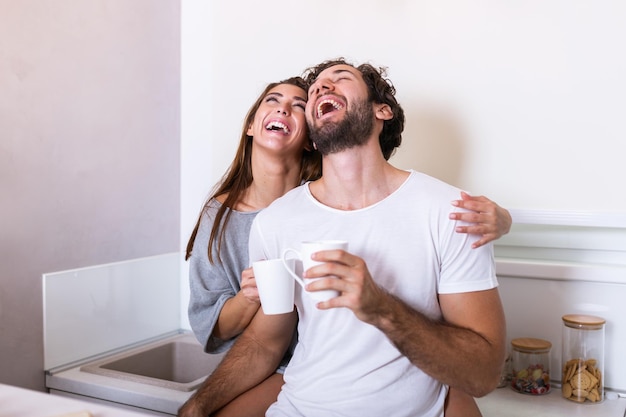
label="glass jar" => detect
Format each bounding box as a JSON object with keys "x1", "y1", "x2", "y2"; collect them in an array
[
  {"x1": 510, "y1": 337, "x2": 551, "y2": 395},
  {"x1": 561, "y1": 314, "x2": 606, "y2": 404}
]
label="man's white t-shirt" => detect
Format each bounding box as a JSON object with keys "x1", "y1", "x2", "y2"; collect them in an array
[{"x1": 248, "y1": 170, "x2": 498, "y2": 417}]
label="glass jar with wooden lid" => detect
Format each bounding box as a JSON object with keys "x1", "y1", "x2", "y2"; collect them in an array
[
  {"x1": 510, "y1": 337, "x2": 552, "y2": 395},
  {"x1": 561, "y1": 314, "x2": 606, "y2": 404}
]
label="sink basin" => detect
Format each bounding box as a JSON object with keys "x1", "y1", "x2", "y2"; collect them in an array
[{"x1": 80, "y1": 332, "x2": 225, "y2": 391}]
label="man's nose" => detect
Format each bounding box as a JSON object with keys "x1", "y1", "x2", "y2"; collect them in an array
[{"x1": 312, "y1": 79, "x2": 332, "y2": 95}]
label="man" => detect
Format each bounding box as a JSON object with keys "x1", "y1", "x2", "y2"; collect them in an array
[{"x1": 179, "y1": 58, "x2": 507, "y2": 417}]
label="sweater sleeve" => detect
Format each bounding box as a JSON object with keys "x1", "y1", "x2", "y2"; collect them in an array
[{"x1": 187, "y1": 204, "x2": 239, "y2": 353}]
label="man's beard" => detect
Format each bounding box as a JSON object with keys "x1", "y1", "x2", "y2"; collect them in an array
[{"x1": 309, "y1": 99, "x2": 374, "y2": 156}]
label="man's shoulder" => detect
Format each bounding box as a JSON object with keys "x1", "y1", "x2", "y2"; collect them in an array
[
  {"x1": 405, "y1": 170, "x2": 461, "y2": 197},
  {"x1": 275, "y1": 183, "x2": 308, "y2": 205}
]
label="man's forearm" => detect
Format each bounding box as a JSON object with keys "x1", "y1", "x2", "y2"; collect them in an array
[
  {"x1": 179, "y1": 311, "x2": 297, "y2": 416},
  {"x1": 179, "y1": 336, "x2": 275, "y2": 415},
  {"x1": 372, "y1": 291, "x2": 506, "y2": 397}
]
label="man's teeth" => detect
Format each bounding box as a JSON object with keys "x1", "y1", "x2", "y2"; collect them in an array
[
  {"x1": 317, "y1": 99, "x2": 343, "y2": 118},
  {"x1": 265, "y1": 121, "x2": 290, "y2": 134}
]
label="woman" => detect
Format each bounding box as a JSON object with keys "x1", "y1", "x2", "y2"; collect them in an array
[
  {"x1": 185, "y1": 77, "x2": 318, "y2": 416},
  {"x1": 184, "y1": 77, "x2": 510, "y2": 417}
]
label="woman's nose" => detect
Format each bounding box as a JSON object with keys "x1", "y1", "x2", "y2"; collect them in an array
[{"x1": 276, "y1": 108, "x2": 287, "y2": 115}]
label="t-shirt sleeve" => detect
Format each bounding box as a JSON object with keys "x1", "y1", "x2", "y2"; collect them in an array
[{"x1": 436, "y1": 203, "x2": 499, "y2": 294}]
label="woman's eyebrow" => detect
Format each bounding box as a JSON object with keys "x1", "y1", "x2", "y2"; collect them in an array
[{"x1": 267, "y1": 91, "x2": 307, "y2": 102}]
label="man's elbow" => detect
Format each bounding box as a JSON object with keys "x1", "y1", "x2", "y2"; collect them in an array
[
  {"x1": 470, "y1": 370, "x2": 501, "y2": 398},
  {"x1": 468, "y1": 352, "x2": 506, "y2": 398}
]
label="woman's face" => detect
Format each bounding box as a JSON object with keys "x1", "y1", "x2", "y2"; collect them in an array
[{"x1": 247, "y1": 83, "x2": 309, "y2": 155}]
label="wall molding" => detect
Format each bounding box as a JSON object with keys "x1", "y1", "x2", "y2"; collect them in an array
[
  {"x1": 496, "y1": 257, "x2": 626, "y2": 285},
  {"x1": 510, "y1": 209, "x2": 626, "y2": 228}
]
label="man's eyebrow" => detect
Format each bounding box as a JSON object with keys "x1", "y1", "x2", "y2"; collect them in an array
[
  {"x1": 310, "y1": 68, "x2": 357, "y2": 86},
  {"x1": 332, "y1": 68, "x2": 355, "y2": 76}
]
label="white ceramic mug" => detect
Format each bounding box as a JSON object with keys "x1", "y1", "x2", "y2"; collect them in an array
[
  {"x1": 252, "y1": 258, "x2": 295, "y2": 315},
  {"x1": 281, "y1": 240, "x2": 348, "y2": 302}
]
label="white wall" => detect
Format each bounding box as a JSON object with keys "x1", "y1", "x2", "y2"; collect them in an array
[{"x1": 181, "y1": 0, "x2": 626, "y2": 217}]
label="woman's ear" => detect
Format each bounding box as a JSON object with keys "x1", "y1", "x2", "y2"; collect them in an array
[
  {"x1": 375, "y1": 103, "x2": 393, "y2": 121},
  {"x1": 246, "y1": 124, "x2": 253, "y2": 136}
]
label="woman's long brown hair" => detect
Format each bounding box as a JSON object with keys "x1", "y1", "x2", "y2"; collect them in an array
[{"x1": 185, "y1": 77, "x2": 321, "y2": 263}]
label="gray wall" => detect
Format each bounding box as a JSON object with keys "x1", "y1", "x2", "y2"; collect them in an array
[{"x1": 0, "y1": 1, "x2": 180, "y2": 391}]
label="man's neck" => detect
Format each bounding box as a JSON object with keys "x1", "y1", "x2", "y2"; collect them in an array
[{"x1": 310, "y1": 144, "x2": 409, "y2": 211}]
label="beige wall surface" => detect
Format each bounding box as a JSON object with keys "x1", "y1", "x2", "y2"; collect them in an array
[
  {"x1": 0, "y1": 1, "x2": 180, "y2": 391},
  {"x1": 182, "y1": 1, "x2": 626, "y2": 216}
]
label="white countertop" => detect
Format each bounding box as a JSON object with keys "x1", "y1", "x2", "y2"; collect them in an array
[
  {"x1": 6, "y1": 381, "x2": 625, "y2": 416},
  {"x1": 477, "y1": 386, "x2": 626, "y2": 417},
  {"x1": 0, "y1": 384, "x2": 156, "y2": 417}
]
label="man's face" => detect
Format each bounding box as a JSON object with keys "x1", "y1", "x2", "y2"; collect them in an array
[{"x1": 305, "y1": 64, "x2": 375, "y2": 155}]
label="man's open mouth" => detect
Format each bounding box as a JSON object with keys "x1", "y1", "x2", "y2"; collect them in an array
[{"x1": 316, "y1": 98, "x2": 344, "y2": 119}]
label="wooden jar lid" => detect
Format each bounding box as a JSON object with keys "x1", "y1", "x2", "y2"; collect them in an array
[
  {"x1": 511, "y1": 337, "x2": 552, "y2": 352},
  {"x1": 562, "y1": 314, "x2": 606, "y2": 330}
]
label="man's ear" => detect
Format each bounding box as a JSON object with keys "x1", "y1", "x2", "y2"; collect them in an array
[{"x1": 375, "y1": 103, "x2": 393, "y2": 121}]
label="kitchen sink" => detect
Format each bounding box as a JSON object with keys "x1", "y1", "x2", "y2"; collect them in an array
[{"x1": 80, "y1": 332, "x2": 225, "y2": 392}]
